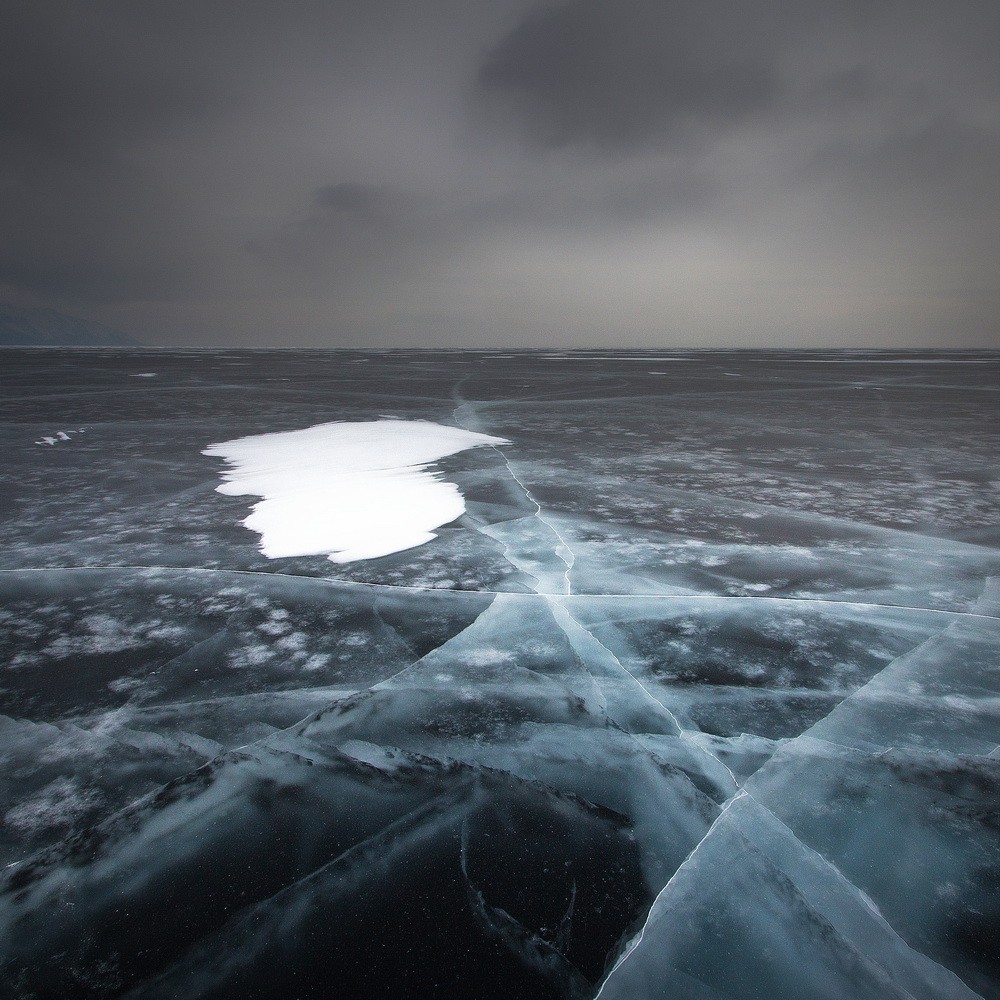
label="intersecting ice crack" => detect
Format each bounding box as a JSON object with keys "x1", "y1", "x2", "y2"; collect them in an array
[
  {"x1": 449, "y1": 386, "x2": 742, "y2": 786},
  {"x1": 479, "y1": 519, "x2": 526, "y2": 589},
  {"x1": 751, "y1": 571, "x2": 996, "y2": 759},
  {"x1": 608, "y1": 575, "x2": 1000, "y2": 999},
  {"x1": 593, "y1": 791, "x2": 750, "y2": 998},
  {"x1": 370, "y1": 598, "x2": 422, "y2": 664},
  {"x1": 452, "y1": 380, "x2": 574, "y2": 596},
  {"x1": 493, "y1": 445, "x2": 576, "y2": 596},
  {"x1": 13, "y1": 561, "x2": 971, "y2": 964},
  {"x1": 370, "y1": 593, "x2": 500, "y2": 694},
  {"x1": 593, "y1": 787, "x2": 988, "y2": 1000},
  {"x1": 547, "y1": 598, "x2": 740, "y2": 789},
  {"x1": 450, "y1": 384, "x2": 746, "y2": 795},
  {"x1": 548, "y1": 600, "x2": 678, "y2": 724}
]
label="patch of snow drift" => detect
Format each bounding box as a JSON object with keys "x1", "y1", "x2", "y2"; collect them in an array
[{"x1": 204, "y1": 419, "x2": 507, "y2": 563}]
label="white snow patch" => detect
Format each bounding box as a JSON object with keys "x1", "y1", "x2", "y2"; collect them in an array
[
  {"x1": 35, "y1": 428, "x2": 86, "y2": 445},
  {"x1": 204, "y1": 419, "x2": 508, "y2": 563}
]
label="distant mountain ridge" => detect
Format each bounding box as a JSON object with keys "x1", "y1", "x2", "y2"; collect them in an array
[{"x1": 0, "y1": 304, "x2": 142, "y2": 346}]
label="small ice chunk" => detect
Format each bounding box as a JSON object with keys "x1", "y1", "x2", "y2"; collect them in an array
[{"x1": 338, "y1": 740, "x2": 408, "y2": 771}]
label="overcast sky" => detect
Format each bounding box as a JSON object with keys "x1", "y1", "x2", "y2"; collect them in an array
[{"x1": 2, "y1": 0, "x2": 997, "y2": 348}]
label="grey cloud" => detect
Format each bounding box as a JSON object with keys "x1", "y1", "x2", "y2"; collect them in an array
[
  {"x1": 310, "y1": 183, "x2": 428, "y2": 228},
  {"x1": 256, "y1": 160, "x2": 722, "y2": 277},
  {"x1": 459, "y1": 162, "x2": 723, "y2": 235},
  {"x1": 477, "y1": 0, "x2": 783, "y2": 150},
  {"x1": 0, "y1": 1, "x2": 279, "y2": 304},
  {"x1": 0, "y1": 251, "x2": 203, "y2": 307},
  {"x1": 800, "y1": 115, "x2": 1000, "y2": 216},
  {"x1": 0, "y1": 1, "x2": 407, "y2": 306},
  {"x1": 247, "y1": 182, "x2": 452, "y2": 295},
  {"x1": 0, "y1": 0, "x2": 425, "y2": 155},
  {"x1": 315, "y1": 183, "x2": 393, "y2": 218},
  {"x1": 0, "y1": 1, "x2": 500, "y2": 311}
]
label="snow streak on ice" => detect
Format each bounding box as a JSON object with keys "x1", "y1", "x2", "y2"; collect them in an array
[{"x1": 204, "y1": 419, "x2": 507, "y2": 563}]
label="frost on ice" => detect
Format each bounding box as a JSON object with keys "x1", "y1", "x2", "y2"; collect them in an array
[{"x1": 203, "y1": 419, "x2": 508, "y2": 563}]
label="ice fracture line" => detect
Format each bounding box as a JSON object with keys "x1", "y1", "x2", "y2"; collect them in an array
[{"x1": 452, "y1": 381, "x2": 574, "y2": 596}]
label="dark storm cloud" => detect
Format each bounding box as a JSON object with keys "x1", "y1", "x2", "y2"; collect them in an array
[
  {"x1": 477, "y1": 0, "x2": 782, "y2": 150},
  {"x1": 476, "y1": 0, "x2": 1000, "y2": 156},
  {"x1": 0, "y1": 0, "x2": 997, "y2": 345}
]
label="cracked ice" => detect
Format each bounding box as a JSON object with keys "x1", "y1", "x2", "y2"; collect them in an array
[{"x1": 1, "y1": 347, "x2": 998, "y2": 1000}]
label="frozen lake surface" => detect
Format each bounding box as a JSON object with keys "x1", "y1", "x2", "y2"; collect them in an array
[{"x1": 0, "y1": 347, "x2": 998, "y2": 999}]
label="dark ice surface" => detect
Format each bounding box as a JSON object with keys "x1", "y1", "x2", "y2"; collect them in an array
[{"x1": 0, "y1": 347, "x2": 998, "y2": 999}]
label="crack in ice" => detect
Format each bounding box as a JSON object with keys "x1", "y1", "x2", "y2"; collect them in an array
[
  {"x1": 548, "y1": 597, "x2": 740, "y2": 791},
  {"x1": 492, "y1": 446, "x2": 575, "y2": 596},
  {"x1": 452, "y1": 382, "x2": 574, "y2": 596},
  {"x1": 594, "y1": 790, "x2": 749, "y2": 997},
  {"x1": 5, "y1": 566, "x2": 997, "y2": 622},
  {"x1": 548, "y1": 598, "x2": 679, "y2": 726}
]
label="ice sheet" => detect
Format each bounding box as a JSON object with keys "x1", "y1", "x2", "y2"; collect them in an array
[
  {"x1": 595, "y1": 792, "x2": 982, "y2": 1000},
  {"x1": 3, "y1": 348, "x2": 999, "y2": 1000}
]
